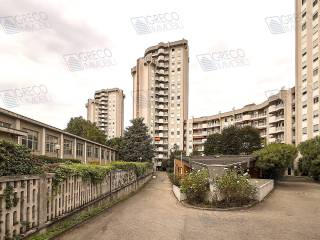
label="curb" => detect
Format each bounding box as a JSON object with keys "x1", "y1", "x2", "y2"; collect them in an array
[{"x1": 180, "y1": 200, "x2": 258, "y2": 211}]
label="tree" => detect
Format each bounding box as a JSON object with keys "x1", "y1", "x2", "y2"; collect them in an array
[
  {"x1": 220, "y1": 126, "x2": 243, "y2": 155},
  {"x1": 204, "y1": 126, "x2": 262, "y2": 156},
  {"x1": 204, "y1": 133, "x2": 223, "y2": 155},
  {"x1": 119, "y1": 118, "x2": 155, "y2": 162},
  {"x1": 239, "y1": 126, "x2": 262, "y2": 154},
  {"x1": 166, "y1": 144, "x2": 186, "y2": 172},
  {"x1": 65, "y1": 117, "x2": 106, "y2": 144},
  {"x1": 255, "y1": 143, "x2": 298, "y2": 179},
  {"x1": 298, "y1": 136, "x2": 320, "y2": 180}
]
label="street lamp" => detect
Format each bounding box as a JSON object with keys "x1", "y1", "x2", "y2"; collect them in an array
[{"x1": 54, "y1": 144, "x2": 60, "y2": 158}]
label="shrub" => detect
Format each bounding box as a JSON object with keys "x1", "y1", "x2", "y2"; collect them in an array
[
  {"x1": 298, "y1": 136, "x2": 320, "y2": 180},
  {"x1": 32, "y1": 155, "x2": 81, "y2": 165},
  {"x1": 168, "y1": 173, "x2": 182, "y2": 187},
  {"x1": 254, "y1": 143, "x2": 297, "y2": 179},
  {"x1": 181, "y1": 169, "x2": 209, "y2": 203},
  {"x1": 214, "y1": 170, "x2": 256, "y2": 207},
  {"x1": 0, "y1": 140, "x2": 42, "y2": 176},
  {"x1": 110, "y1": 161, "x2": 152, "y2": 177}
]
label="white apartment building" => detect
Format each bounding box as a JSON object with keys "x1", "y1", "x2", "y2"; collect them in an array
[
  {"x1": 185, "y1": 89, "x2": 295, "y2": 156},
  {"x1": 295, "y1": 0, "x2": 320, "y2": 144},
  {"x1": 131, "y1": 39, "x2": 189, "y2": 165},
  {"x1": 86, "y1": 88, "x2": 125, "y2": 139}
]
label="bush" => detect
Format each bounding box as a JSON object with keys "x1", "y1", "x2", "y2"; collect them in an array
[
  {"x1": 298, "y1": 136, "x2": 320, "y2": 180},
  {"x1": 109, "y1": 161, "x2": 152, "y2": 177},
  {"x1": 0, "y1": 140, "x2": 42, "y2": 176},
  {"x1": 181, "y1": 169, "x2": 209, "y2": 203},
  {"x1": 32, "y1": 155, "x2": 81, "y2": 165},
  {"x1": 254, "y1": 143, "x2": 297, "y2": 179},
  {"x1": 168, "y1": 173, "x2": 182, "y2": 187},
  {"x1": 214, "y1": 170, "x2": 256, "y2": 207}
]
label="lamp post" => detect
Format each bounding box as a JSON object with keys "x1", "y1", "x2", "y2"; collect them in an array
[{"x1": 54, "y1": 144, "x2": 60, "y2": 159}]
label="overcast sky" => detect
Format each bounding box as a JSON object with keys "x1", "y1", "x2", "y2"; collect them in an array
[{"x1": 0, "y1": 0, "x2": 294, "y2": 130}]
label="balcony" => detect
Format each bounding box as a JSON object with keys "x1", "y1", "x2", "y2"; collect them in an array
[{"x1": 269, "y1": 104, "x2": 284, "y2": 113}]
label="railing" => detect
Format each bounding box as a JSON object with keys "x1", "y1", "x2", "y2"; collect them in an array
[{"x1": 0, "y1": 168, "x2": 152, "y2": 239}]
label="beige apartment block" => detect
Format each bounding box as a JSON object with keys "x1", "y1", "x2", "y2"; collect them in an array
[
  {"x1": 295, "y1": 0, "x2": 320, "y2": 144},
  {"x1": 86, "y1": 88, "x2": 125, "y2": 139},
  {"x1": 0, "y1": 107, "x2": 117, "y2": 163},
  {"x1": 185, "y1": 89, "x2": 294, "y2": 156},
  {"x1": 131, "y1": 39, "x2": 189, "y2": 164}
]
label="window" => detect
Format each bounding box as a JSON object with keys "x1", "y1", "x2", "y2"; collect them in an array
[
  {"x1": 314, "y1": 96, "x2": 319, "y2": 104},
  {"x1": 101, "y1": 149, "x2": 105, "y2": 159},
  {"x1": 0, "y1": 121, "x2": 11, "y2": 128},
  {"x1": 63, "y1": 139, "x2": 73, "y2": 155},
  {"x1": 302, "y1": 114, "x2": 307, "y2": 121},
  {"x1": 22, "y1": 129, "x2": 38, "y2": 151},
  {"x1": 302, "y1": 22, "x2": 306, "y2": 31},
  {"x1": 314, "y1": 110, "x2": 319, "y2": 118},
  {"x1": 95, "y1": 147, "x2": 99, "y2": 158},
  {"x1": 313, "y1": 12, "x2": 318, "y2": 21},
  {"x1": 314, "y1": 0, "x2": 318, "y2": 7},
  {"x1": 302, "y1": 127, "x2": 307, "y2": 135},
  {"x1": 314, "y1": 124, "x2": 319, "y2": 132},
  {"x1": 302, "y1": 0, "x2": 306, "y2": 4},
  {"x1": 87, "y1": 145, "x2": 93, "y2": 157},
  {"x1": 76, "y1": 143, "x2": 83, "y2": 156},
  {"x1": 45, "y1": 135, "x2": 58, "y2": 153},
  {"x1": 313, "y1": 68, "x2": 319, "y2": 76}
]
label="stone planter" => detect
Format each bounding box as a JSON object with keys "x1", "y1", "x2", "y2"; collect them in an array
[{"x1": 172, "y1": 185, "x2": 187, "y2": 202}]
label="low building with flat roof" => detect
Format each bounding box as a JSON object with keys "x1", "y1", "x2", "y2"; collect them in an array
[{"x1": 0, "y1": 107, "x2": 117, "y2": 164}]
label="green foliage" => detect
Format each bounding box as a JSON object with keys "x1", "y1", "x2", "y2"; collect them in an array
[
  {"x1": 168, "y1": 173, "x2": 182, "y2": 187},
  {"x1": 110, "y1": 161, "x2": 152, "y2": 177},
  {"x1": 298, "y1": 136, "x2": 320, "y2": 180},
  {"x1": 204, "y1": 126, "x2": 262, "y2": 155},
  {"x1": 65, "y1": 117, "x2": 106, "y2": 144},
  {"x1": 32, "y1": 155, "x2": 81, "y2": 164},
  {"x1": 204, "y1": 133, "x2": 223, "y2": 155},
  {"x1": 167, "y1": 144, "x2": 185, "y2": 172},
  {"x1": 255, "y1": 143, "x2": 297, "y2": 179},
  {"x1": 240, "y1": 126, "x2": 262, "y2": 154},
  {"x1": 214, "y1": 170, "x2": 256, "y2": 207},
  {"x1": 51, "y1": 164, "x2": 113, "y2": 190},
  {"x1": 4, "y1": 185, "x2": 19, "y2": 209},
  {"x1": 181, "y1": 169, "x2": 209, "y2": 203},
  {"x1": 0, "y1": 140, "x2": 42, "y2": 176},
  {"x1": 119, "y1": 118, "x2": 155, "y2": 162}
]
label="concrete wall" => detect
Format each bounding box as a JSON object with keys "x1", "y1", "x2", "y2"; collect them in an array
[
  {"x1": 0, "y1": 168, "x2": 153, "y2": 239},
  {"x1": 249, "y1": 179, "x2": 274, "y2": 202},
  {"x1": 172, "y1": 185, "x2": 186, "y2": 202}
]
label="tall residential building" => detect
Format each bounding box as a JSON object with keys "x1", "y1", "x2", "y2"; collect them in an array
[
  {"x1": 185, "y1": 89, "x2": 294, "y2": 156},
  {"x1": 295, "y1": 0, "x2": 320, "y2": 144},
  {"x1": 86, "y1": 88, "x2": 125, "y2": 139},
  {"x1": 131, "y1": 39, "x2": 189, "y2": 164}
]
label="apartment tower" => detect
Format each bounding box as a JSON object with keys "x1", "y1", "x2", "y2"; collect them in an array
[
  {"x1": 86, "y1": 88, "x2": 125, "y2": 139},
  {"x1": 131, "y1": 39, "x2": 189, "y2": 165},
  {"x1": 295, "y1": 0, "x2": 320, "y2": 144}
]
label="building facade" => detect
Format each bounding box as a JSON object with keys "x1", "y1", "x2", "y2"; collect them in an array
[
  {"x1": 185, "y1": 89, "x2": 295, "y2": 155},
  {"x1": 295, "y1": 0, "x2": 320, "y2": 144},
  {"x1": 131, "y1": 39, "x2": 189, "y2": 165},
  {"x1": 86, "y1": 88, "x2": 125, "y2": 139},
  {"x1": 0, "y1": 107, "x2": 117, "y2": 163}
]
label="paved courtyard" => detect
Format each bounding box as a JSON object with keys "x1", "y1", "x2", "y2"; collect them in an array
[{"x1": 59, "y1": 172, "x2": 320, "y2": 240}]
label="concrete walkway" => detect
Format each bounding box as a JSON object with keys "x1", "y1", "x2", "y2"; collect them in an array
[{"x1": 59, "y1": 172, "x2": 320, "y2": 240}]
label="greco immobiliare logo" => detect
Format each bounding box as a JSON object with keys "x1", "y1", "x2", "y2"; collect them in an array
[
  {"x1": 63, "y1": 48, "x2": 116, "y2": 72},
  {"x1": 130, "y1": 12, "x2": 183, "y2": 35},
  {"x1": 0, "y1": 12, "x2": 50, "y2": 34}
]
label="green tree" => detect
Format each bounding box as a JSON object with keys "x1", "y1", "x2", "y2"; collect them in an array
[
  {"x1": 167, "y1": 144, "x2": 185, "y2": 172},
  {"x1": 204, "y1": 133, "x2": 223, "y2": 155},
  {"x1": 65, "y1": 117, "x2": 106, "y2": 144},
  {"x1": 220, "y1": 126, "x2": 242, "y2": 155},
  {"x1": 255, "y1": 143, "x2": 298, "y2": 179},
  {"x1": 239, "y1": 126, "x2": 262, "y2": 154},
  {"x1": 119, "y1": 118, "x2": 155, "y2": 162},
  {"x1": 298, "y1": 136, "x2": 320, "y2": 180}
]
